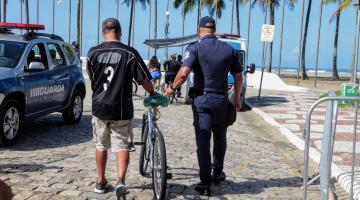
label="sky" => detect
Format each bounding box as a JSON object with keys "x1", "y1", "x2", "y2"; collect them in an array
[{"x1": 3, "y1": 0, "x2": 359, "y2": 72}]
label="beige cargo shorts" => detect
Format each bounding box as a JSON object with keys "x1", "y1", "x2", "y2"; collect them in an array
[{"x1": 92, "y1": 116, "x2": 132, "y2": 152}]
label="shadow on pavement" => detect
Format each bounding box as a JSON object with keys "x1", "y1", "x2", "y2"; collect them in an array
[
  {"x1": 0, "y1": 163, "x2": 61, "y2": 173},
  {"x1": 246, "y1": 96, "x2": 288, "y2": 108},
  {"x1": 1, "y1": 114, "x2": 93, "y2": 151},
  {"x1": 167, "y1": 176, "x2": 302, "y2": 199}
]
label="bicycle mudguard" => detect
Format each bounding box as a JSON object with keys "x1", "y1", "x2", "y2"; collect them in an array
[{"x1": 143, "y1": 96, "x2": 169, "y2": 107}]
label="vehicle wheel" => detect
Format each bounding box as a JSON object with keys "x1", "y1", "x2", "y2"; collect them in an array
[
  {"x1": 139, "y1": 123, "x2": 150, "y2": 176},
  {"x1": 132, "y1": 80, "x2": 138, "y2": 95},
  {"x1": 152, "y1": 132, "x2": 167, "y2": 200},
  {"x1": 240, "y1": 87, "x2": 246, "y2": 111},
  {"x1": 0, "y1": 99, "x2": 23, "y2": 146},
  {"x1": 62, "y1": 90, "x2": 83, "y2": 124}
]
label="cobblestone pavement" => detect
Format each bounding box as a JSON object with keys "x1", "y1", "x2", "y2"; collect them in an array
[
  {"x1": 0, "y1": 82, "x2": 327, "y2": 200},
  {"x1": 247, "y1": 88, "x2": 356, "y2": 198}
]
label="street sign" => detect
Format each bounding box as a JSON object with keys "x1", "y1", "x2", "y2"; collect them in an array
[
  {"x1": 341, "y1": 83, "x2": 360, "y2": 105},
  {"x1": 261, "y1": 24, "x2": 275, "y2": 43}
]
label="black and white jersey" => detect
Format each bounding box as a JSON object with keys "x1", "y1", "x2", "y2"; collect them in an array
[{"x1": 87, "y1": 41, "x2": 151, "y2": 120}]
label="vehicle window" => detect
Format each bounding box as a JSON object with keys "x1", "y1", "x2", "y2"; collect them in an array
[
  {"x1": 62, "y1": 44, "x2": 76, "y2": 64},
  {"x1": 236, "y1": 50, "x2": 245, "y2": 67},
  {"x1": 0, "y1": 40, "x2": 26, "y2": 68},
  {"x1": 27, "y1": 43, "x2": 48, "y2": 69},
  {"x1": 47, "y1": 43, "x2": 65, "y2": 67}
]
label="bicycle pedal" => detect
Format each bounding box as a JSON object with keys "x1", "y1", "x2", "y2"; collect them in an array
[
  {"x1": 133, "y1": 142, "x2": 145, "y2": 145},
  {"x1": 166, "y1": 172, "x2": 173, "y2": 180}
]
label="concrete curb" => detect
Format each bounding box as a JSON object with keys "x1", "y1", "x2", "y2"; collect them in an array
[{"x1": 246, "y1": 100, "x2": 360, "y2": 199}]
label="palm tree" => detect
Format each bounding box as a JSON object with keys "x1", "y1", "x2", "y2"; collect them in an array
[
  {"x1": 252, "y1": 0, "x2": 280, "y2": 72},
  {"x1": 278, "y1": 0, "x2": 296, "y2": 74},
  {"x1": 206, "y1": 0, "x2": 225, "y2": 23},
  {"x1": 323, "y1": 0, "x2": 349, "y2": 80},
  {"x1": 147, "y1": 0, "x2": 151, "y2": 58},
  {"x1": 123, "y1": 0, "x2": 148, "y2": 46},
  {"x1": 174, "y1": 0, "x2": 205, "y2": 30},
  {"x1": 301, "y1": 0, "x2": 312, "y2": 80}
]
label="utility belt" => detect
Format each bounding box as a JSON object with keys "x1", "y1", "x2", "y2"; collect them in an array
[{"x1": 189, "y1": 88, "x2": 227, "y2": 99}]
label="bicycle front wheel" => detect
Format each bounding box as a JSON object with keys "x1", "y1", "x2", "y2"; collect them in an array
[
  {"x1": 139, "y1": 124, "x2": 150, "y2": 176},
  {"x1": 152, "y1": 131, "x2": 167, "y2": 200}
]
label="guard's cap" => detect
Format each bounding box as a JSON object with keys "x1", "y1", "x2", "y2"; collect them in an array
[
  {"x1": 199, "y1": 16, "x2": 216, "y2": 29},
  {"x1": 102, "y1": 18, "x2": 122, "y2": 33}
]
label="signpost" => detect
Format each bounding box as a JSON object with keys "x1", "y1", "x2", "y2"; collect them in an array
[
  {"x1": 353, "y1": 0, "x2": 360, "y2": 83},
  {"x1": 258, "y1": 22, "x2": 275, "y2": 101}
]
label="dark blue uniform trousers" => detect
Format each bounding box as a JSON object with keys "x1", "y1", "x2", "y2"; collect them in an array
[{"x1": 192, "y1": 93, "x2": 228, "y2": 184}]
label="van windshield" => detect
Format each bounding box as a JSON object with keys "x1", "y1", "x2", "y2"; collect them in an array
[{"x1": 0, "y1": 40, "x2": 26, "y2": 68}]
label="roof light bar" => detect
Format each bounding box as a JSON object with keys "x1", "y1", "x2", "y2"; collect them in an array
[{"x1": 0, "y1": 23, "x2": 45, "y2": 30}]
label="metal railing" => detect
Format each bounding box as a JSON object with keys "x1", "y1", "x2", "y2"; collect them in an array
[{"x1": 303, "y1": 92, "x2": 360, "y2": 200}]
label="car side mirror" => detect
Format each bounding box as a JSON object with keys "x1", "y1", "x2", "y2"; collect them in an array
[
  {"x1": 246, "y1": 63, "x2": 255, "y2": 74},
  {"x1": 27, "y1": 61, "x2": 46, "y2": 72}
]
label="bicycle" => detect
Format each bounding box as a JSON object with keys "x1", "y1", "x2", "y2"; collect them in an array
[{"x1": 134, "y1": 94, "x2": 170, "y2": 200}]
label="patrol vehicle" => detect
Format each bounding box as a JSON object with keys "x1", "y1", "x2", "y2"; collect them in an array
[
  {"x1": 0, "y1": 23, "x2": 86, "y2": 146},
  {"x1": 184, "y1": 33, "x2": 255, "y2": 109}
]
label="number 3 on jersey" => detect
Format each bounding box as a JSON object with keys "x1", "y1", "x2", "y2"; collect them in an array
[{"x1": 103, "y1": 66, "x2": 114, "y2": 91}]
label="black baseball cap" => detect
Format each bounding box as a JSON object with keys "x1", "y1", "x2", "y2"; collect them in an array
[
  {"x1": 199, "y1": 16, "x2": 216, "y2": 29},
  {"x1": 102, "y1": 18, "x2": 122, "y2": 33}
]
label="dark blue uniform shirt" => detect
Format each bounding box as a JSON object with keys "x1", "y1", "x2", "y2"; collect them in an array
[{"x1": 183, "y1": 35, "x2": 243, "y2": 94}]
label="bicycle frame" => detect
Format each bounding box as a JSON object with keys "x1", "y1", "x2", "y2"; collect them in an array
[{"x1": 146, "y1": 106, "x2": 159, "y2": 168}]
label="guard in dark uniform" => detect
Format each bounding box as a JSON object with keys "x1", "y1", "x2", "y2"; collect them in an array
[{"x1": 165, "y1": 16, "x2": 243, "y2": 195}]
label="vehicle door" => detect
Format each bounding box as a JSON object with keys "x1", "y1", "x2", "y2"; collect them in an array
[
  {"x1": 22, "y1": 42, "x2": 53, "y2": 115},
  {"x1": 46, "y1": 43, "x2": 70, "y2": 108}
]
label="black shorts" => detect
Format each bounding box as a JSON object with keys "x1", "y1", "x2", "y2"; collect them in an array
[{"x1": 165, "y1": 74, "x2": 176, "y2": 84}]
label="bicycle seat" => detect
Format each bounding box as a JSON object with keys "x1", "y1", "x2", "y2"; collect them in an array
[{"x1": 144, "y1": 95, "x2": 169, "y2": 107}]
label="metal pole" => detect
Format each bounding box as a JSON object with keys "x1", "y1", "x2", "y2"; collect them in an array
[
  {"x1": 246, "y1": 2, "x2": 251, "y2": 66},
  {"x1": 128, "y1": 0, "x2": 134, "y2": 46},
  {"x1": 79, "y1": 0, "x2": 83, "y2": 56},
  {"x1": 52, "y1": 0, "x2": 55, "y2": 34},
  {"x1": 354, "y1": 10, "x2": 360, "y2": 83},
  {"x1": 314, "y1": 0, "x2": 324, "y2": 87},
  {"x1": 278, "y1": 0, "x2": 285, "y2": 75},
  {"x1": 69, "y1": 0, "x2": 72, "y2": 43},
  {"x1": 181, "y1": 10, "x2": 185, "y2": 56},
  {"x1": 258, "y1": 0, "x2": 268, "y2": 100},
  {"x1": 350, "y1": 102, "x2": 358, "y2": 200},
  {"x1": 258, "y1": 43, "x2": 268, "y2": 101},
  {"x1": 297, "y1": 0, "x2": 305, "y2": 85},
  {"x1": 37, "y1": 0, "x2": 39, "y2": 24},
  {"x1": 231, "y1": 0, "x2": 234, "y2": 34},
  {"x1": 97, "y1": 0, "x2": 100, "y2": 45}
]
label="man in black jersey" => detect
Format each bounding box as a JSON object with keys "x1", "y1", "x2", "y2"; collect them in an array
[{"x1": 87, "y1": 18, "x2": 155, "y2": 196}]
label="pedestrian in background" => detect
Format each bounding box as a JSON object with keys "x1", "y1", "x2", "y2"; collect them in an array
[
  {"x1": 87, "y1": 18, "x2": 155, "y2": 197},
  {"x1": 165, "y1": 16, "x2": 243, "y2": 195}
]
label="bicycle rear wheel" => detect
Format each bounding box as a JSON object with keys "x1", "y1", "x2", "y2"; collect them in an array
[
  {"x1": 139, "y1": 123, "x2": 150, "y2": 176},
  {"x1": 152, "y1": 131, "x2": 167, "y2": 200}
]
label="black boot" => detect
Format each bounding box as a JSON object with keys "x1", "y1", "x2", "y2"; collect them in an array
[
  {"x1": 194, "y1": 182, "x2": 211, "y2": 196},
  {"x1": 212, "y1": 172, "x2": 226, "y2": 185}
]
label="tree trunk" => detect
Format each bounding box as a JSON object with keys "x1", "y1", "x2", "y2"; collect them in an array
[
  {"x1": 25, "y1": 0, "x2": 29, "y2": 24},
  {"x1": 131, "y1": 4, "x2": 135, "y2": 47},
  {"x1": 267, "y1": 1, "x2": 274, "y2": 72},
  {"x1": 351, "y1": 11, "x2": 358, "y2": 83},
  {"x1": 147, "y1": 0, "x2": 151, "y2": 59},
  {"x1": 301, "y1": 0, "x2": 312, "y2": 80},
  {"x1": 332, "y1": 8, "x2": 340, "y2": 80},
  {"x1": 197, "y1": 0, "x2": 201, "y2": 28},
  {"x1": 230, "y1": 0, "x2": 234, "y2": 33},
  {"x1": 2, "y1": 0, "x2": 6, "y2": 22},
  {"x1": 154, "y1": 0, "x2": 157, "y2": 39},
  {"x1": 77, "y1": 0, "x2": 81, "y2": 43},
  {"x1": 236, "y1": 0, "x2": 240, "y2": 35},
  {"x1": 128, "y1": 0, "x2": 134, "y2": 46}
]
